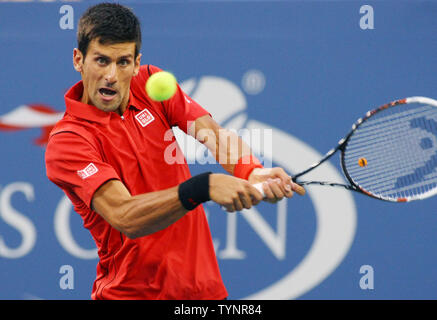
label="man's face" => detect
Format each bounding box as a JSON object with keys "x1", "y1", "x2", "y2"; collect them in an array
[{"x1": 73, "y1": 39, "x2": 141, "y2": 114}]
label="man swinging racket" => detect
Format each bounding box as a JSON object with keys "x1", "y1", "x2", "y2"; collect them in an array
[{"x1": 45, "y1": 3, "x2": 304, "y2": 300}]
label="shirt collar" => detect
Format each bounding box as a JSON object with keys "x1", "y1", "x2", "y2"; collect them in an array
[
  {"x1": 64, "y1": 81, "x2": 143, "y2": 124},
  {"x1": 127, "y1": 89, "x2": 144, "y2": 112}
]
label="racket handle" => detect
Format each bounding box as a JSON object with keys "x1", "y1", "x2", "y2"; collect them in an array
[
  {"x1": 253, "y1": 182, "x2": 265, "y2": 197},
  {"x1": 252, "y1": 182, "x2": 306, "y2": 197}
]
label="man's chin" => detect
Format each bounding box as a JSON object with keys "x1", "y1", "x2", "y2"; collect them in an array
[
  {"x1": 92, "y1": 98, "x2": 121, "y2": 113},
  {"x1": 96, "y1": 104, "x2": 120, "y2": 113},
  {"x1": 87, "y1": 94, "x2": 122, "y2": 114}
]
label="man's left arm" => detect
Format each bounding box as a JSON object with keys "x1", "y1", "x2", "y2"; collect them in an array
[{"x1": 188, "y1": 114, "x2": 305, "y2": 203}]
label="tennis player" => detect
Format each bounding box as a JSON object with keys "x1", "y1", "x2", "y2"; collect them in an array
[{"x1": 45, "y1": 3, "x2": 302, "y2": 300}]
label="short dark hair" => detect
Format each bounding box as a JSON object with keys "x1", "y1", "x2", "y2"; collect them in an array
[{"x1": 77, "y1": 3, "x2": 142, "y2": 58}]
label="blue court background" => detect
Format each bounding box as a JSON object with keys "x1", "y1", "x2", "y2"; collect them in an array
[{"x1": 0, "y1": 0, "x2": 436, "y2": 300}]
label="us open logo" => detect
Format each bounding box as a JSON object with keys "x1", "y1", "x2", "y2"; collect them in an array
[{"x1": 135, "y1": 108, "x2": 155, "y2": 127}]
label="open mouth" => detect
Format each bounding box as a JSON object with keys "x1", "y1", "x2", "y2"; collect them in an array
[{"x1": 99, "y1": 87, "x2": 117, "y2": 97}]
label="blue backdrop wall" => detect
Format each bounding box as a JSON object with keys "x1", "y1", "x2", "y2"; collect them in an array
[{"x1": 0, "y1": 0, "x2": 436, "y2": 300}]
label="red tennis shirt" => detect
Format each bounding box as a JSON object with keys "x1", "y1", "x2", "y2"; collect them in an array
[{"x1": 45, "y1": 65, "x2": 228, "y2": 300}]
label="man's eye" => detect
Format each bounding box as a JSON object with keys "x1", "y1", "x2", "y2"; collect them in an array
[
  {"x1": 97, "y1": 57, "x2": 108, "y2": 65},
  {"x1": 119, "y1": 59, "x2": 130, "y2": 66}
]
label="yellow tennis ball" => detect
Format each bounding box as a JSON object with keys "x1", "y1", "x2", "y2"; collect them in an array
[{"x1": 145, "y1": 71, "x2": 177, "y2": 102}]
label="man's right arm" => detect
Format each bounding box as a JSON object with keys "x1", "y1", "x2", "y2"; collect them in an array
[
  {"x1": 46, "y1": 131, "x2": 264, "y2": 240},
  {"x1": 91, "y1": 179, "x2": 186, "y2": 238},
  {"x1": 91, "y1": 173, "x2": 264, "y2": 239}
]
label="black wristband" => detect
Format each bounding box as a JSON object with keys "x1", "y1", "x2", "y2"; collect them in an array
[{"x1": 178, "y1": 172, "x2": 212, "y2": 210}]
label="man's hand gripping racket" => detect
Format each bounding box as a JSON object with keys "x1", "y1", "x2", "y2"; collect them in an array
[
  {"x1": 254, "y1": 96, "x2": 437, "y2": 203},
  {"x1": 250, "y1": 168, "x2": 306, "y2": 199}
]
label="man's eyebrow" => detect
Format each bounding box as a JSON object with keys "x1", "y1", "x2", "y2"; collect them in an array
[
  {"x1": 93, "y1": 51, "x2": 110, "y2": 58},
  {"x1": 118, "y1": 54, "x2": 133, "y2": 59},
  {"x1": 92, "y1": 52, "x2": 133, "y2": 59}
]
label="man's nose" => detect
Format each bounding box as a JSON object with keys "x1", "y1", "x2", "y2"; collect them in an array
[{"x1": 105, "y1": 63, "x2": 117, "y2": 83}]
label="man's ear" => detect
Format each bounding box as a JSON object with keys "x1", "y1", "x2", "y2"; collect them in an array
[
  {"x1": 133, "y1": 53, "x2": 142, "y2": 76},
  {"x1": 73, "y1": 48, "x2": 84, "y2": 73}
]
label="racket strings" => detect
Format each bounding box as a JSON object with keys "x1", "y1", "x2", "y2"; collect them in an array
[
  {"x1": 348, "y1": 127, "x2": 434, "y2": 182},
  {"x1": 347, "y1": 117, "x2": 431, "y2": 152},
  {"x1": 348, "y1": 125, "x2": 427, "y2": 181},
  {"x1": 354, "y1": 135, "x2": 437, "y2": 197},
  {"x1": 364, "y1": 138, "x2": 437, "y2": 197},
  {"x1": 343, "y1": 102, "x2": 437, "y2": 200},
  {"x1": 347, "y1": 107, "x2": 436, "y2": 151}
]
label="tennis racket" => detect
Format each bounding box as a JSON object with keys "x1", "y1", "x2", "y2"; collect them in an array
[{"x1": 254, "y1": 96, "x2": 437, "y2": 202}]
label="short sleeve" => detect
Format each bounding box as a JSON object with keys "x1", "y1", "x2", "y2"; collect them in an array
[
  {"x1": 135, "y1": 65, "x2": 211, "y2": 133},
  {"x1": 45, "y1": 132, "x2": 121, "y2": 208},
  {"x1": 165, "y1": 82, "x2": 211, "y2": 133}
]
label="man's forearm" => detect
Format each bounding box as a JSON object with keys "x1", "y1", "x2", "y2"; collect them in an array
[
  {"x1": 190, "y1": 115, "x2": 253, "y2": 175},
  {"x1": 92, "y1": 181, "x2": 188, "y2": 239},
  {"x1": 118, "y1": 187, "x2": 188, "y2": 238}
]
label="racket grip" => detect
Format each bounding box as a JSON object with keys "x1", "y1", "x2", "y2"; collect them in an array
[
  {"x1": 253, "y1": 182, "x2": 265, "y2": 197},
  {"x1": 252, "y1": 181, "x2": 306, "y2": 197}
]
